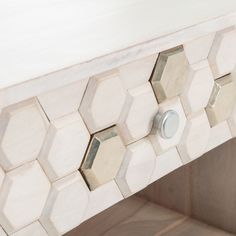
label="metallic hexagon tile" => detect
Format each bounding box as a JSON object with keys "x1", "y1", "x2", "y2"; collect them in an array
[
  {"x1": 0, "y1": 98, "x2": 49, "y2": 171},
  {"x1": 151, "y1": 45, "x2": 189, "y2": 102},
  {"x1": 81, "y1": 126, "x2": 126, "y2": 190},
  {"x1": 206, "y1": 73, "x2": 236, "y2": 127}
]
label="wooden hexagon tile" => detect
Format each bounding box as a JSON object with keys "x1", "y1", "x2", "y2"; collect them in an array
[
  {"x1": 0, "y1": 161, "x2": 50, "y2": 234},
  {"x1": 149, "y1": 97, "x2": 186, "y2": 155},
  {"x1": 118, "y1": 54, "x2": 158, "y2": 89},
  {"x1": 177, "y1": 110, "x2": 211, "y2": 163},
  {"x1": 81, "y1": 126, "x2": 126, "y2": 190},
  {"x1": 0, "y1": 98, "x2": 49, "y2": 171},
  {"x1": 181, "y1": 60, "x2": 214, "y2": 115},
  {"x1": 116, "y1": 138, "x2": 156, "y2": 198},
  {"x1": 10, "y1": 222, "x2": 48, "y2": 236},
  {"x1": 38, "y1": 112, "x2": 90, "y2": 181},
  {"x1": 151, "y1": 46, "x2": 189, "y2": 102},
  {"x1": 79, "y1": 70, "x2": 126, "y2": 133},
  {"x1": 38, "y1": 78, "x2": 89, "y2": 121},
  {"x1": 117, "y1": 83, "x2": 158, "y2": 144},
  {"x1": 206, "y1": 74, "x2": 236, "y2": 127},
  {"x1": 208, "y1": 27, "x2": 236, "y2": 78},
  {"x1": 40, "y1": 172, "x2": 89, "y2": 236}
]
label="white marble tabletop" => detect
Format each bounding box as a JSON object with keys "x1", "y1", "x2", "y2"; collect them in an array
[{"x1": 0, "y1": 0, "x2": 236, "y2": 90}]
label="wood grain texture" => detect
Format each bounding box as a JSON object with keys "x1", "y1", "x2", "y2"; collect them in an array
[
  {"x1": 1, "y1": 0, "x2": 236, "y2": 90},
  {"x1": 65, "y1": 196, "x2": 232, "y2": 236}
]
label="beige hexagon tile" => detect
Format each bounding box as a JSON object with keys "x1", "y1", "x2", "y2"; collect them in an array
[
  {"x1": 119, "y1": 54, "x2": 158, "y2": 89},
  {"x1": 81, "y1": 126, "x2": 126, "y2": 190},
  {"x1": 181, "y1": 60, "x2": 214, "y2": 115},
  {"x1": 116, "y1": 138, "x2": 156, "y2": 198},
  {"x1": 208, "y1": 27, "x2": 236, "y2": 79},
  {"x1": 83, "y1": 180, "x2": 123, "y2": 221},
  {"x1": 37, "y1": 78, "x2": 89, "y2": 120},
  {"x1": 184, "y1": 33, "x2": 215, "y2": 65},
  {"x1": 117, "y1": 83, "x2": 159, "y2": 145},
  {"x1": 0, "y1": 98, "x2": 49, "y2": 171},
  {"x1": 79, "y1": 70, "x2": 126, "y2": 133},
  {"x1": 151, "y1": 46, "x2": 189, "y2": 102},
  {"x1": 38, "y1": 112, "x2": 90, "y2": 181},
  {"x1": 150, "y1": 148, "x2": 183, "y2": 184},
  {"x1": 177, "y1": 110, "x2": 211, "y2": 164},
  {"x1": 10, "y1": 222, "x2": 48, "y2": 236},
  {"x1": 40, "y1": 172, "x2": 89, "y2": 236},
  {"x1": 206, "y1": 74, "x2": 236, "y2": 127},
  {"x1": 206, "y1": 121, "x2": 232, "y2": 153},
  {"x1": 149, "y1": 97, "x2": 186, "y2": 155},
  {"x1": 0, "y1": 161, "x2": 50, "y2": 234}
]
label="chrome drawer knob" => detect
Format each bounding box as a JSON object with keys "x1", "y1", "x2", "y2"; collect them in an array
[{"x1": 153, "y1": 110, "x2": 180, "y2": 139}]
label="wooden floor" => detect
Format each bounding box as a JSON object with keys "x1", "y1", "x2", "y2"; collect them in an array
[{"x1": 65, "y1": 196, "x2": 233, "y2": 236}]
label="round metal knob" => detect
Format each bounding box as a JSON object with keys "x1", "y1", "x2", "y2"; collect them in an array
[{"x1": 153, "y1": 110, "x2": 180, "y2": 139}]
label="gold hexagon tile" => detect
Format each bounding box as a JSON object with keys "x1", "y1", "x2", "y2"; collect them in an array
[
  {"x1": 206, "y1": 74, "x2": 236, "y2": 127},
  {"x1": 151, "y1": 45, "x2": 189, "y2": 102},
  {"x1": 81, "y1": 126, "x2": 126, "y2": 190}
]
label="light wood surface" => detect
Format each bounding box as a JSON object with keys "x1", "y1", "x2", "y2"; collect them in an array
[
  {"x1": 0, "y1": 0, "x2": 236, "y2": 91},
  {"x1": 65, "y1": 196, "x2": 233, "y2": 236}
]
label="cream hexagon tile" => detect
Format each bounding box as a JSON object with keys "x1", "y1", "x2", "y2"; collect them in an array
[
  {"x1": 0, "y1": 161, "x2": 50, "y2": 234},
  {"x1": 38, "y1": 78, "x2": 89, "y2": 120},
  {"x1": 177, "y1": 111, "x2": 211, "y2": 164},
  {"x1": 0, "y1": 98, "x2": 49, "y2": 171},
  {"x1": 81, "y1": 126, "x2": 126, "y2": 190},
  {"x1": 119, "y1": 54, "x2": 158, "y2": 89},
  {"x1": 116, "y1": 138, "x2": 156, "y2": 198},
  {"x1": 40, "y1": 172, "x2": 89, "y2": 236},
  {"x1": 150, "y1": 148, "x2": 183, "y2": 184},
  {"x1": 117, "y1": 83, "x2": 158, "y2": 145},
  {"x1": 206, "y1": 74, "x2": 236, "y2": 127},
  {"x1": 149, "y1": 97, "x2": 186, "y2": 155},
  {"x1": 206, "y1": 121, "x2": 232, "y2": 153},
  {"x1": 184, "y1": 33, "x2": 215, "y2": 65},
  {"x1": 38, "y1": 112, "x2": 90, "y2": 181},
  {"x1": 79, "y1": 70, "x2": 127, "y2": 133},
  {"x1": 151, "y1": 46, "x2": 189, "y2": 102},
  {"x1": 181, "y1": 60, "x2": 214, "y2": 115},
  {"x1": 11, "y1": 222, "x2": 48, "y2": 236},
  {"x1": 208, "y1": 27, "x2": 236, "y2": 78},
  {"x1": 83, "y1": 180, "x2": 123, "y2": 221}
]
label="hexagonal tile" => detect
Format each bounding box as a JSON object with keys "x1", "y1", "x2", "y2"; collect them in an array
[
  {"x1": 177, "y1": 111, "x2": 211, "y2": 163},
  {"x1": 181, "y1": 60, "x2": 214, "y2": 114},
  {"x1": 38, "y1": 112, "x2": 90, "y2": 181},
  {"x1": 116, "y1": 138, "x2": 156, "y2": 198},
  {"x1": 151, "y1": 46, "x2": 189, "y2": 102},
  {"x1": 81, "y1": 126, "x2": 126, "y2": 190},
  {"x1": 149, "y1": 97, "x2": 187, "y2": 155},
  {"x1": 40, "y1": 172, "x2": 89, "y2": 236},
  {"x1": 206, "y1": 74, "x2": 236, "y2": 127},
  {"x1": 0, "y1": 227, "x2": 6, "y2": 236},
  {"x1": 0, "y1": 161, "x2": 50, "y2": 234},
  {"x1": 209, "y1": 27, "x2": 236, "y2": 78},
  {"x1": 11, "y1": 222, "x2": 48, "y2": 236},
  {"x1": 0, "y1": 167, "x2": 4, "y2": 190},
  {"x1": 0, "y1": 98, "x2": 49, "y2": 171},
  {"x1": 117, "y1": 83, "x2": 159, "y2": 144},
  {"x1": 79, "y1": 70, "x2": 127, "y2": 133}
]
